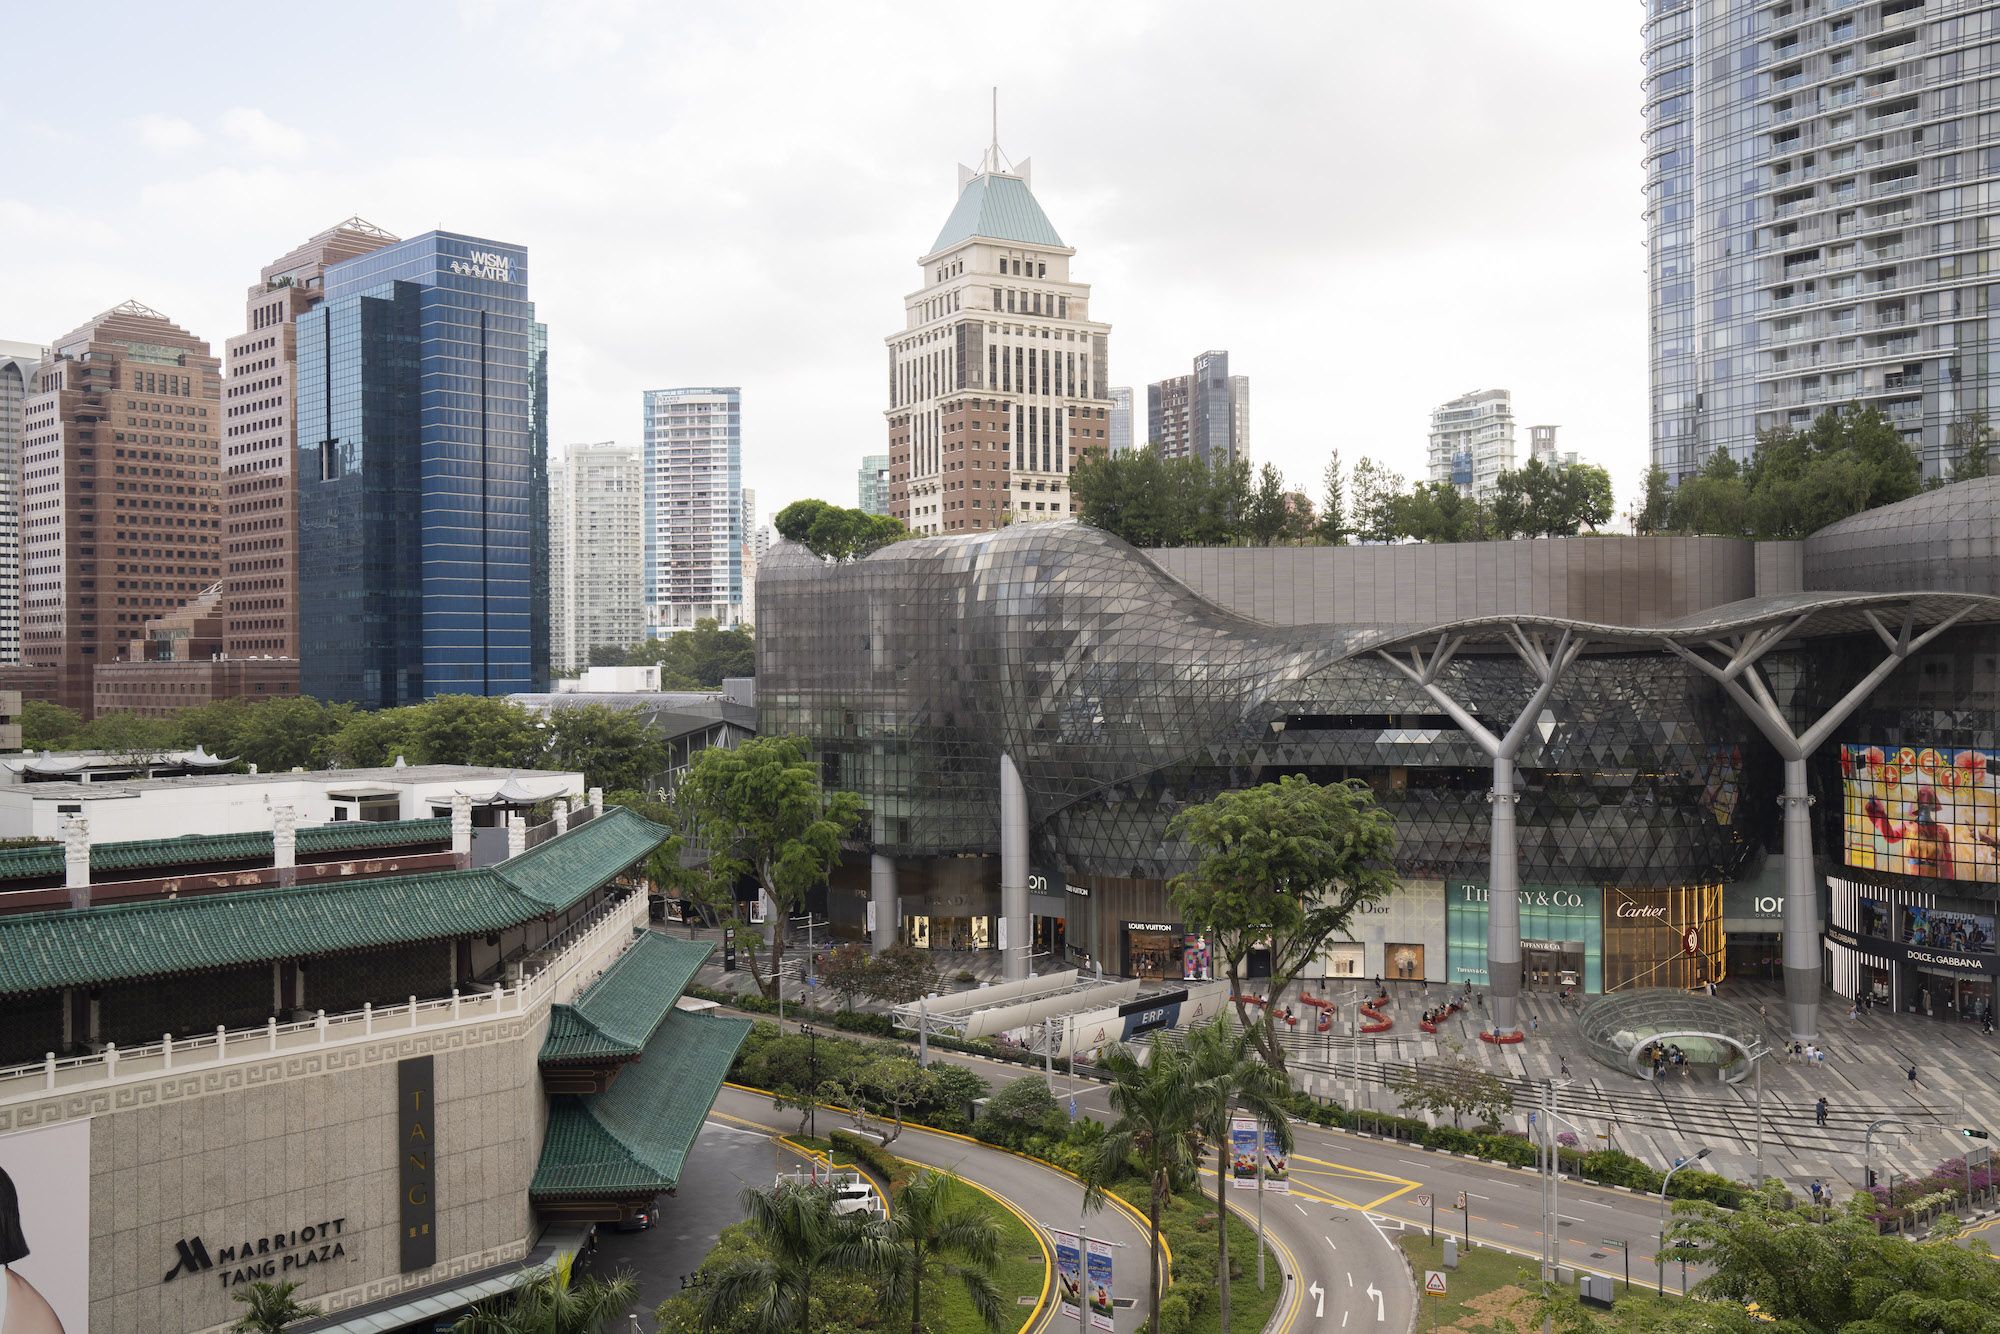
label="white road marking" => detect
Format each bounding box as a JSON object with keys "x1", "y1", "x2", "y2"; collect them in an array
[
  {"x1": 1342, "y1": 1312, "x2": 1350, "y2": 1327},
  {"x1": 1295, "y1": 1202, "x2": 1309, "y2": 1216},
  {"x1": 1346, "y1": 1271, "x2": 1353, "y2": 1287},
  {"x1": 1323, "y1": 1235, "x2": 1338, "y2": 1251}
]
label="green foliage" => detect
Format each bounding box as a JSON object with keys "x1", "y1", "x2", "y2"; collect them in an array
[
  {"x1": 881, "y1": 1170, "x2": 1008, "y2": 1334},
  {"x1": 671, "y1": 736, "x2": 863, "y2": 998},
  {"x1": 1387, "y1": 479, "x2": 1494, "y2": 543},
  {"x1": 19, "y1": 699, "x2": 83, "y2": 750},
  {"x1": 1185, "y1": 1015, "x2": 1295, "y2": 1334},
  {"x1": 1387, "y1": 1047, "x2": 1515, "y2": 1129},
  {"x1": 668, "y1": 1182, "x2": 897, "y2": 1334},
  {"x1": 1082, "y1": 1036, "x2": 1206, "y2": 1334},
  {"x1": 540, "y1": 703, "x2": 668, "y2": 792},
  {"x1": 454, "y1": 1250, "x2": 637, "y2": 1333},
  {"x1": 980, "y1": 1076, "x2": 1061, "y2": 1146},
  {"x1": 621, "y1": 618, "x2": 756, "y2": 687},
  {"x1": 1662, "y1": 405, "x2": 1923, "y2": 538},
  {"x1": 69, "y1": 710, "x2": 182, "y2": 759},
  {"x1": 1661, "y1": 1184, "x2": 2000, "y2": 1332},
  {"x1": 1948, "y1": 413, "x2": 1992, "y2": 482},
  {"x1": 774, "y1": 499, "x2": 909, "y2": 561},
  {"x1": 1490, "y1": 458, "x2": 1615, "y2": 538},
  {"x1": 1348, "y1": 457, "x2": 1405, "y2": 543},
  {"x1": 1317, "y1": 449, "x2": 1349, "y2": 545},
  {"x1": 1167, "y1": 775, "x2": 1396, "y2": 1069},
  {"x1": 229, "y1": 1278, "x2": 317, "y2": 1332},
  {"x1": 1069, "y1": 447, "x2": 1251, "y2": 547},
  {"x1": 1636, "y1": 464, "x2": 1673, "y2": 535}
]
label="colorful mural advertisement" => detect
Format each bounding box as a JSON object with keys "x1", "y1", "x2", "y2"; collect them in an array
[
  {"x1": 1052, "y1": 1230, "x2": 1082, "y2": 1321},
  {"x1": 1843, "y1": 745, "x2": 2000, "y2": 884},
  {"x1": 1086, "y1": 1236, "x2": 1115, "y2": 1330},
  {"x1": 0, "y1": 1119, "x2": 90, "y2": 1333}
]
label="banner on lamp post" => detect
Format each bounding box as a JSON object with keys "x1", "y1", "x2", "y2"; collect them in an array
[
  {"x1": 1086, "y1": 1236, "x2": 1115, "y2": 1330},
  {"x1": 1230, "y1": 1115, "x2": 1290, "y2": 1192},
  {"x1": 1052, "y1": 1230, "x2": 1082, "y2": 1320}
]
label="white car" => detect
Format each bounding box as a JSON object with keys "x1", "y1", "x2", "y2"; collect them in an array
[{"x1": 831, "y1": 1180, "x2": 883, "y2": 1216}]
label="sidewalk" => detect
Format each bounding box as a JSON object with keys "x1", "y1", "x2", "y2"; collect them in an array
[{"x1": 1297, "y1": 975, "x2": 2000, "y2": 1197}]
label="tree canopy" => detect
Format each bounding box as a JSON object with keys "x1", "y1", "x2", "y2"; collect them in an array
[
  {"x1": 1652, "y1": 405, "x2": 1924, "y2": 539},
  {"x1": 615, "y1": 618, "x2": 756, "y2": 687},
  {"x1": 1069, "y1": 447, "x2": 1252, "y2": 547},
  {"x1": 1168, "y1": 775, "x2": 1396, "y2": 1070},
  {"x1": 773, "y1": 499, "x2": 909, "y2": 560}
]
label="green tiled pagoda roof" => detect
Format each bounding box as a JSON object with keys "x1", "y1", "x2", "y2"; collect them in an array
[
  {"x1": 0, "y1": 807, "x2": 672, "y2": 996},
  {"x1": 929, "y1": 171, "x2": 1064, "y2": 255},
  {"x1": 540, "y1": 933, "x2": 712, "y2": 1064},
  {"x1": 0, "y1": 817, "x2": 452, "y2": 883},
  {"x1": 531, "y1": 1009, "x2": 751, "y2": 1200}
]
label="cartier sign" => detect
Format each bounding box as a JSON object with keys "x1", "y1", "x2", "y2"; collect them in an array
[{"x1": 1614, "y1": 902, "x2": 1668, "y2": 920}]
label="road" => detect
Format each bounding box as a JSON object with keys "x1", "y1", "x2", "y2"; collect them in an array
[{"x1": 711, "y1": 1083, "x2": 1158, "y2": 1332}]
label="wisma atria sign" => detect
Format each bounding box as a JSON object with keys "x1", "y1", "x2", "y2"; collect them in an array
[{"x1": 449, "y1": 248, "x2": 514, "y2": 282}]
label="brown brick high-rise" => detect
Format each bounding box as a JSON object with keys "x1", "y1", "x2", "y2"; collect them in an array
[
  {"x1": 222, "y1": 217, "x2": 398, "y2": 674},
  {"x1": 17, "y1": 303, "x2": 221, "y2": 717}
]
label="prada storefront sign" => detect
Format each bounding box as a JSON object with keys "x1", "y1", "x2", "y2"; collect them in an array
[{"x1": 399, "y1": 1055, "x2": 437, "y2": 1271}]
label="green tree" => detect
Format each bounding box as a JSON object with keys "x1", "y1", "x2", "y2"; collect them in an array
[
  {"x1": 1667, "y1": 448, "x2": 1752, "y2": 537},
  {"x1": 1186, "y1": 1014, "x2": 1295, "y2": 1334},
  {"x1": 1316, "y1": 449, "x2": 1348, "y2": 545},
  {"x1": 228, "y1": 697, "x2": 350, "y2": 772},
  {"x1": 406, "y1": 695, "x2": 546, "y2": 768},
  {"x1": 1660, "y1": 1185, "x2": 2000, "y2": 1332},
  {"x1": 19, "y1": 700, "x2": 82, "y2": 750},
  {"x1": 683, "y1": 1183, "x2": 894, "y2": 1334},
  {"x1": 1244, "y1": 462, "x2": 1291, "y2": 546},
  {"x1": 329, "y1": 705, "x2": 422, "y2": 768},
  {"x1": 625, "y1": 618, "x2": 756, "y2": 687},
  {"x1": 1388, "y1": 480, "x2": 1493, "y2": 543},
  {"x1": 882, "y1": 1170, "x2": 1006, "y2": 1334},
  {"x1": 673, "y1": 736, "x2": 862, "y2": 998},
  {"x1": 1948, "y1": 412, "x2": 1993, "y2": 482},
  {"x1": 1168, "y1": 775, "x2": 1396, "y2": 1070},
  {"x1": 1492, "y1": 459, "x2": 1615, "y2": 538},
  {"x1": 773, "y1": 499, "x2": 909, "y2": 561},
  {"x1": 980, "y1": 1075, "x2": 1061, "y2": 1145},
  {"x1": 72, "y1": 711, "x2": 181, "y2": 760},
  {"x1": 1636, "y1": 464, "x2": 1672, "y2": 535},
  {"x1": 454, "y1": 1251, "x2": 636, "y2": 1333},
  {"x1": 1348, "y1": 457, "x2": 1406, "y2": 543},
  {"x1": 541, "y1": 703, "x2": 668, "y2": 792},
  {"x1": 1082, "y1": 1035, "x2": 1204, "y2": 1334},
  {"x1": 865, "y1": 942, "x2": 942, "y2": 1004},
  {"x1": 817, "y1": 942, "x2": 876, "y2": 1011},
  {"x1": 1387, "y1": 1043, "x2": 1514, "y2": 1129},
  {"x1": 586, "y1": 643, "x2": 628, "y2": 668},
  {"x1": 229, "y1": 1279, "x2": 317, "y2": 1332}
]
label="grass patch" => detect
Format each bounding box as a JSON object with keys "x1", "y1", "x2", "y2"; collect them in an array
[
  {"x1": 1106, "y1": 1182, "x2": 1284, "y2": 1334},
  {"x1": 938, "y1": 1179, "x2": 1049, "y2": 1333},
  {"x1": 1398, "y1": 1233, "x2": 1679, "y2": 1333}
]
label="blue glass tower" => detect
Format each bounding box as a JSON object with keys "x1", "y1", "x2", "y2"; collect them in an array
[{"x1": 296, "y1": 231, "x2": 549, "y2": 706}]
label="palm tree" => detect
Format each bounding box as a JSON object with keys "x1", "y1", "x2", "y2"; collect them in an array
[
  {"x1": 1082, "y1": 1035, "x2": 1205, "y2": 1334},
  {"x1": 229, "y1": 1279, "x2": 315, "y2": 1333},
  {"x1": 1187, "y1": 1014, "x2": 1296, "y2": 1333},
  {"x1": 882, "y1": 1170, "x2": 1006, "y2": 1334},
  {"x1": 453, "y1": 1251, "x2": 637, "y2": 1333},
  {"x1": 695, "y1": 1181, "x2": 895, "y2": 1334}
]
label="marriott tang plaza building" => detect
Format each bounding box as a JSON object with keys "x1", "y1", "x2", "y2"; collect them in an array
[{"x1": 758, "y1": 478, "x2": 2000, "y2": 1043}]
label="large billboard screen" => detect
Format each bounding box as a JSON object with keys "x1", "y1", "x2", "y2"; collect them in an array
[
  {"x1": 1842, "y1": 745, "x2": 2000, "y2": 884},
  {"x1": 0, "y1": 1119, "x2": 90, "y2": 1333}
]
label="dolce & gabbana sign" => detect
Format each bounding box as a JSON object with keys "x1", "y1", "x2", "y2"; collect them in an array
[{"x1": 161, "y1": 1217, "x2": 348, "y2": 1289}]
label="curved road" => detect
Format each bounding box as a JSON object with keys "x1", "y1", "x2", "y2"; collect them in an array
[{"x1": 710, "y1": 1084, "x2": 1157, "y2": 1332}]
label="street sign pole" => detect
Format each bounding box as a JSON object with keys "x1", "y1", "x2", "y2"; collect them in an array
[
  {"x1": 1459, "y1": 1190, "x2": 1470, "y2": 1248},
  {"x1": 1430, "y1": 1193, "x2": 1436, "y2": 1240}
]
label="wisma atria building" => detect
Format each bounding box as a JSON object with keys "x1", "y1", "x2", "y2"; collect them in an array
[{"x1": 759, "y1": 479, "x2": 2000, "y2": 1043}]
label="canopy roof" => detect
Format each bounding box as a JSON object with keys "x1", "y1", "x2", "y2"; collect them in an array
[
  {"x1": 532, "y1": 1009, "x2": 751, "y2": 1199},
  {"x1": 540, "y1": 933, "x2": 712, "y2": 1065},
  {"x1": 928, "y1": 171, "x2": 1064, "y2": 255},
  {"x1": 1353, "y1": 591, "x2": 2000, "y2": 656},
  {"x1": 0, "y1": 817, "x2": 452, "y2": 884},
  {"x1": 0, "y1": 806, "x2": 668, "y2": 996}
]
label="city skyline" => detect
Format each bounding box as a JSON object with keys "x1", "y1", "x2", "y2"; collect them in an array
[{"x1": 0, "y1": 2, "x2": 1648, "y2": 525}]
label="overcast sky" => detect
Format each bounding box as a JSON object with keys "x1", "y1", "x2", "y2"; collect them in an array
[{"x1": 1, "y1": 1, "x2": 1650, "y2": 526}]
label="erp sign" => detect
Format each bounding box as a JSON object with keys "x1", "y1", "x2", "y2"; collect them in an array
[{"x1": 1118, "y1": 989, "x2": 1187, "y2": 1040}]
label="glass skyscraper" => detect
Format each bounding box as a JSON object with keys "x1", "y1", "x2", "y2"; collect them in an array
[
  {"x1": 1644, "y1": 0, "x2": 2000, "y2": 484},
  {"x1": 296, "y1": 231, "x2": 549, "y2": 706}
]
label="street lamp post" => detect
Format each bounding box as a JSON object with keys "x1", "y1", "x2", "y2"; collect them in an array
[
  {"x1": 1658, "y1": 1148, "x2": 1712, "y2": 1295},
  {"x1": 801, "y1": 1023, "x2": 819, "y2": 1140},
  {"x1": 1864, "y1": 1117, "x2": 1912, "y2": 1190}
]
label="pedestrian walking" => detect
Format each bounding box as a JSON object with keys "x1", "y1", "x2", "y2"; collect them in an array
[
  {"x1": 1815, "y1": 1096, "x2": 1828, "y2": 1127},
  {"x1": 1560, "y1": 1055, "x2": 1570, "y2": 1078},
  {"x1": 1531, "y1": 1014, "x2": 1539, "y2": 1033},
  {"x1": 1810, "y1": 1180, "x2": 1824, "y2": 1207},
  {"x1": 1908, "y1": 1063, "x2": 1920, "y2": 1085}
]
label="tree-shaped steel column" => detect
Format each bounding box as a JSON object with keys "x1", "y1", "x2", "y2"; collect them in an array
[
  {"x1": 1663, "y1": 603, "x2": 1972, "y2": 1042},
  {"x1": 1380, "y1": 626, "x2": 1584, "y2": 1039}
]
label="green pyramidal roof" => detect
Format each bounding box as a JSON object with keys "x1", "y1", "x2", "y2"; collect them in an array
[
  {"x1": 928, "y1": 172, "x2": 1064, "y2": 256},
  {"x1": 532, "y1": 1009, "x2": 751, "y2": 1200},
  {"x1": 540, "y1": 933, "x2": 713, "y2": 1064}
]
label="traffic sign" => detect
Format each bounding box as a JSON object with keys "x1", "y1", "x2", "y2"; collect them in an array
[
  {"x1": 1424, "y1": 1270, "x2": 1449, "y2": 1296},
  {"x1": 1414, "y1": 1193, "x2": 1433, "y2": 1207},
  {"x1": 1456, "y1": 1191, "x2": 1468, "y2": 1210}
]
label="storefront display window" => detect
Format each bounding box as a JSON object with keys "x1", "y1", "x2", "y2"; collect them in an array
[
  {"x1": 1182, "y1": 934, "x2": 1213, "y2": 981},
  {"x1": 1321, "y1": 943, "x2": 1365, "y2": 979},
  {"x1": 1601, "y1": 885, "x2": 1723, "y2": 992},
  {"x1": 1446, "y1": 882, "x2": 1603, "y2": 992},
  {"x1": 1032, "y1": 914, "x2": 1067, "y2": 959},
  {"x1": 1386, "y1": 943, "x2": 1426, "y2": 983},
  {"x1": 1123, "y1": 922, "x2": 1182, "y2": 981}
]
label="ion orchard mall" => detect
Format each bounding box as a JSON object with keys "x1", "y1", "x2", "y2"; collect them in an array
[
  {"x1": 758, "y1": 478, "x2": 2000, "y2": 1043},
  {"x1": 0, "y1": 776, "x2": 743, "y2": 1333}
]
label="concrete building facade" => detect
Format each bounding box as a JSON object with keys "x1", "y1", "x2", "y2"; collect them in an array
[
  {"x1": 642, "y1": 387, "x2": 744, "y2": 631},
  {"x1": 0, "y1": 340, "x2": 44, "y2": 667},
  {"x1": 9, "y1": 304, "x2": 223, "y2": 718},
  {"x1": 549, "y1": 442, "x2": 644, "y2": 670},
  {"x1": 886, "y1": 142, "x2": 1113, "y2": 535},
  {"x1": 1643, "y1": 0, "x2": 2000, "y2": 483},
  {"x1": 1427, "y1": 387, "x2": 1517, "y2": 498}
]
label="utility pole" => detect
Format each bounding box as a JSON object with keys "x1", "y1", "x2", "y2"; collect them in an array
[
  {"x1": 802, "y1": 1023, "x2": 819, "y2": 1140},
  {"x1": 1658, "y1": 1148, "x2": 1711, "y2": 1294}
]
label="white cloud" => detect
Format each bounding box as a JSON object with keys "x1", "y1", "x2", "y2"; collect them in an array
[
  {"x1": 220, "y1": 108, "x2": 308, "y2": 159},
  {"x1": 135, "y1": 114, "x2": 203, "y2": 153}
]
